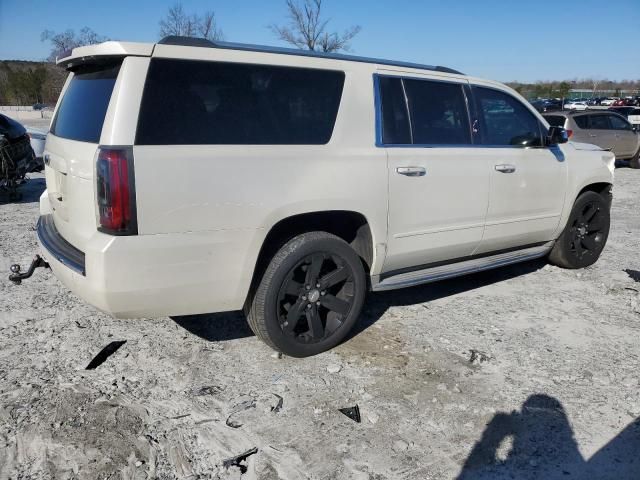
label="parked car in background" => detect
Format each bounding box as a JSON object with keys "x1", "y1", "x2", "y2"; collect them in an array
[
  {"x1": 32, "y1": 103, "x2": 46, "y2": 111},
  {"x1": 0, "y1": 114, "x2": 39, "y2": 195},
  {"x1": 543, "y1": 111, "x2": 640, "y2": 168},
  {"x1": 564, "y1": 100, "x2": 588, "y2": 111},
  {"x1": 625, "y1": 108, "x2": 640, "y2": 127},
  {"x1": 530, "y1": 99, "x2": 561, "y2": 112},
  {"x1": 601, "y1": 98, "x2": 617, "y2": 106},
  {"x1": 13, "y1": 36, "x2": 617, "y2": 357},
  {"x1": 608, "y1": 106, "x2": 638, "y2": 118},
  {"x1": 26, "y1": 128, "x2": 46, "y2": 165}
]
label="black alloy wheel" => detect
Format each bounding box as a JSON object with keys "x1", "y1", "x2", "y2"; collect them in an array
[{"x1": 276, "y1": 252, "x2": 356, "y2": 344}]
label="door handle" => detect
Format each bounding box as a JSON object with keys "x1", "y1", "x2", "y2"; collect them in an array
[
  {"x1": 588, "y1": 134, "x2": 597, "y2": 138},
  {"x1": 396, "y1": 166, "x2": 426, "y2": 177},
  {"x1": 494, "y1": 164, "x2": 516, "y2": 173}
]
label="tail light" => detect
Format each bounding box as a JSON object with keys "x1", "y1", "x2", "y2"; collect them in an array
[
  {"x1": 96, "y1": 148, "x2": 137, "y2": 235},
  {"x1": 567, "y1": 129, "x2": 573, "y2": 138}
]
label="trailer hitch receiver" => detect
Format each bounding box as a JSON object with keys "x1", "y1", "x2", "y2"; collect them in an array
[{"x1": 9, "y1": 255, "x2": 50, "y2": 285}]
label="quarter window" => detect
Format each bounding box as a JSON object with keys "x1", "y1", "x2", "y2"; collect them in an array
[
  {"x1": 136, "y1": 59, "x2": 345, "y2": 145},
  {"x1": 473, "y1": 87, "x2": 542, "y2": 147}
]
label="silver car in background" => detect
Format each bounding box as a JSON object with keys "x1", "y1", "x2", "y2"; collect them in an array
[{"x1": 543, "y1": 111, "x2": 640, "y2": 168}]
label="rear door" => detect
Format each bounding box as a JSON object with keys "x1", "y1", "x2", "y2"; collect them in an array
[
  {"x1": 471, "y1": 85, "x2": 567, "y2": 253},
  {"x1": 380, "y1": 74, "x2": 491, "y2": 272}
]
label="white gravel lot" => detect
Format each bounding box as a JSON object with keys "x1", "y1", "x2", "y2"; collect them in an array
[{"x1": 1, "y1": 166, "x2": 639, "y2": 479}]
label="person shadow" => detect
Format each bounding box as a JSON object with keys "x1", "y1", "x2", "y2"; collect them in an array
[{"x1": 457, "y1": 394, "x2": 640, "y2": 480}]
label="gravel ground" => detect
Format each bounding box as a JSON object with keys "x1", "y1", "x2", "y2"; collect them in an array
[{"x1": 1, "y1": 167, "x2": 639, "y2": 480}]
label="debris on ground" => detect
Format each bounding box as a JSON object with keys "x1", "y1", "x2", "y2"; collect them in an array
[
  {"x1": 327, "y1": 364, "x2": 342, "y2": 373},
  {"x1": 469, "y1": 349, "x2": 492, "y2": 365},
  {"x1": 222, "y1": 447, "x2": 258, "y2": 473},
  {"x1": 339, "y1": 405, "x2": 361, "y2": 423},
  {"x1": 85, "y1": 340, "x2": 127, "y2": 369},
  {"x1": 226, "y1": 398, "x2": 257, "y2": 428},
  {"x1": 271, "y1": 394, "x2": 284, "y2": 413}
]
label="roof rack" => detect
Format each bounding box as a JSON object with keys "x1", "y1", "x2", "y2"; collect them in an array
[{"x1": 157, "y1": 36, "x2": 464, "y2": 75}]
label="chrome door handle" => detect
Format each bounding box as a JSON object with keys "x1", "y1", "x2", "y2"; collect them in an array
[
  {"x1": 494, "y1": 164, "x2": 516, "y2": 173},
  {"x1": 396, "y1": 166, "x2": 426, "y2": 177},
  {"x1": 589, "y1": 134, "x2": 597, "y2": 138}
]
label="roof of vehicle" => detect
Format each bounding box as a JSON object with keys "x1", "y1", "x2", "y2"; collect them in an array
[{"x1": 57, "y1": 36, "x2": 464, "y2": 76}]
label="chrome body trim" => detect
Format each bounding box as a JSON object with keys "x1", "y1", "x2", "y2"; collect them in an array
[{"x1": 371, "y1": 242, "x2": 554, "y2": 292}]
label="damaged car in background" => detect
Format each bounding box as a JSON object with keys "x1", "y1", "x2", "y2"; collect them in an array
[{"x1": 0, "y1": 114, "x2": 43, "y2": 198}]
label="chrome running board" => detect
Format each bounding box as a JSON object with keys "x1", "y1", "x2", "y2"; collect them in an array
[{"x1": 372, "y1": 241, "x2": 554, "y2": 292}]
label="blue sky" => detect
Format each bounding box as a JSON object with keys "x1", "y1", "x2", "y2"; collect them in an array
[{"x1": 0, "y1": 0, "x2": 638, "y2": 82}]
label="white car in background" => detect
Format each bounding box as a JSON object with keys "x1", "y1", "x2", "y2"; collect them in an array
[
  {"x1": 26, "y1": 128, "x2": 47, "y2": 161},
  {"x1": 600, "y1": 98, "x2": 617, "y2": 106},
  {"x1": 564, "y1": 100, "x2": 588, "y2": 111}
]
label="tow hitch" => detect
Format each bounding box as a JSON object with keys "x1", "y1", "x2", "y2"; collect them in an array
[{"x1": 9, "y1": 255, "x2": 50, "y2": 284}]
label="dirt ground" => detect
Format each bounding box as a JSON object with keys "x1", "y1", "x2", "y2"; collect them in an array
[{"x1": 1, "y1": 165, "x2": 639, "y2": 479}]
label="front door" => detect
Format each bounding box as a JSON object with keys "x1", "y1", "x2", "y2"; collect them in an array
[
  {"x1": 470, "y1": 85, "x2": 568, "y2": 254},
  {"x1": 377, "y1": 74, "x2": 491, "y2": 273},
  {"x1": 608, "y1": 113, "x2": 638, "y2": 158}
]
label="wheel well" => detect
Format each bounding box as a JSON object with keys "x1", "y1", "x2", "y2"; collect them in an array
[
  {"x1": 577, "y1": 182, "x2": 612, "y2": 198},
  {"x1": 246, "y1": 211, "x2": 373, "y2": 304}
]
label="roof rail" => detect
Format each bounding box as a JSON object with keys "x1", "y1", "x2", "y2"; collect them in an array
[{"x1": 157, "y1": 36, "x2": 464, "y2": 75}]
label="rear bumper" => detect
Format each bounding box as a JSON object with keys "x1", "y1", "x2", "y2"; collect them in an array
[
  {"x1": 37, "y1": 215, "x2": 85, "y2": 275},
  {"x1": 37, "y1": 203, "x2": 259, "y2": 319}
]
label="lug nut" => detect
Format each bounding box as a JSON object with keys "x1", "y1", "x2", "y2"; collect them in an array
[
  {"x1": 316, "y1": 301, "x2": 321, "y2": 306},
  {"x1": 307, "y1": 304, "x2": 312, "y2": 309},
  {"x1": 302, "y1": 296, "x2": 307, "y2": 301}
]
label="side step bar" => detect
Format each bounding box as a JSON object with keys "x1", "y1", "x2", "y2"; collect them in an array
[{"x1": 372, "y1": 242, "x2": 554, "y2": 292}]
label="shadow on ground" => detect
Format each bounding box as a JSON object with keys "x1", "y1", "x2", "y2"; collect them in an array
[
  {"x1": 0, "y1": 176, "x2": 46, "y2": 204},
  {"x1": 349, "y1": 258, "x2": 546, "y2": 339},
  {"x1": 173, "y1": 259, "x2": 546, "y2": 345},
  {"x1": 457, "y1": 394, "x2": 640, "y2": 480}
]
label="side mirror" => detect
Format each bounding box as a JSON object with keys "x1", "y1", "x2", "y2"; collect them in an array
[{"x1": 547, "y1": 126, "x2": 569, "y2": 145}]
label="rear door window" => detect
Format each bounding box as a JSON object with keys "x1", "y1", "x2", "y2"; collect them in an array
[
  {"x1": 378, "y1": 76, "x2": 411, "y2": 145},
  {"x1": 403, "y1": 79, "x2": 472, "y2": 145},
  {"x1": 589, "y1": 115, "x2": 610, "y2": 130},
  {"x1": 473, "y1": 86, "x2": 543, "y2": 147},
  {"x1": 51, "y1": 62, "x2": 121, "y2": 143},
  {"x1": 136, "y1": 59, "x2": 345, "y2": 145}
]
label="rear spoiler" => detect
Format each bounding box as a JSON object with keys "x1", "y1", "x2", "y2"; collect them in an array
[{"x1": 56, "y1": 41, "x2": 154, "y2": 69}]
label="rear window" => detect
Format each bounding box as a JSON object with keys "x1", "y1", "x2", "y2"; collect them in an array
[
  {"x1": 51, "y1": 62, "x2": 121, "y2": 143},
  {"x1": 136, "y1": 59, "x2": 345, "y2": 145},
  {"x1": 544, "y1": 115, "x2": 566, "y2": 127}
]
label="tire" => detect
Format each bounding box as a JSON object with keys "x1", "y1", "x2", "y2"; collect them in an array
[
  {"x1": 630, "y1": 147, "x2": 640, "y2": 169},
  {"x1": 245, "y1": 232, "x2": 366, "y2": 357},
  {"x1": 548, "y1": 191, "x2": 610, "y2": 269}
]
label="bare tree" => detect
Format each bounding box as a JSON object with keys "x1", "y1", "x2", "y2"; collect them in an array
[
  {"x1": 159, "y1": 2, "x2": 223, "y2": 41},
  {"x1": 41, "y1": 28, "x2": 108, "y2": 62},
  {"x1": 270, "y1": 0, "x2": 361, "y2": 53}
]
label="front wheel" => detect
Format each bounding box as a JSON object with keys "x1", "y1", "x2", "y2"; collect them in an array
[
  {"x1": 548, "y1": 191, "x2": 610, "y2": 269},
  {"x1": 245, "y1": 232, "x2": 366, "y2": 357}
]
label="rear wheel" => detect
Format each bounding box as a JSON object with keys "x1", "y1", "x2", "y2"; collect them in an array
[
  {"x1": 246, "y1": 232, "x2": 366, "y2": 357},
  {"x1": 548, "y1": 191, "x2": 610, "y2": 269}
]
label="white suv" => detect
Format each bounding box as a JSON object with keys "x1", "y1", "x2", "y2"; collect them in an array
[{"x1": 12, "y1": 36, "x2": 615, "y2": 357}]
